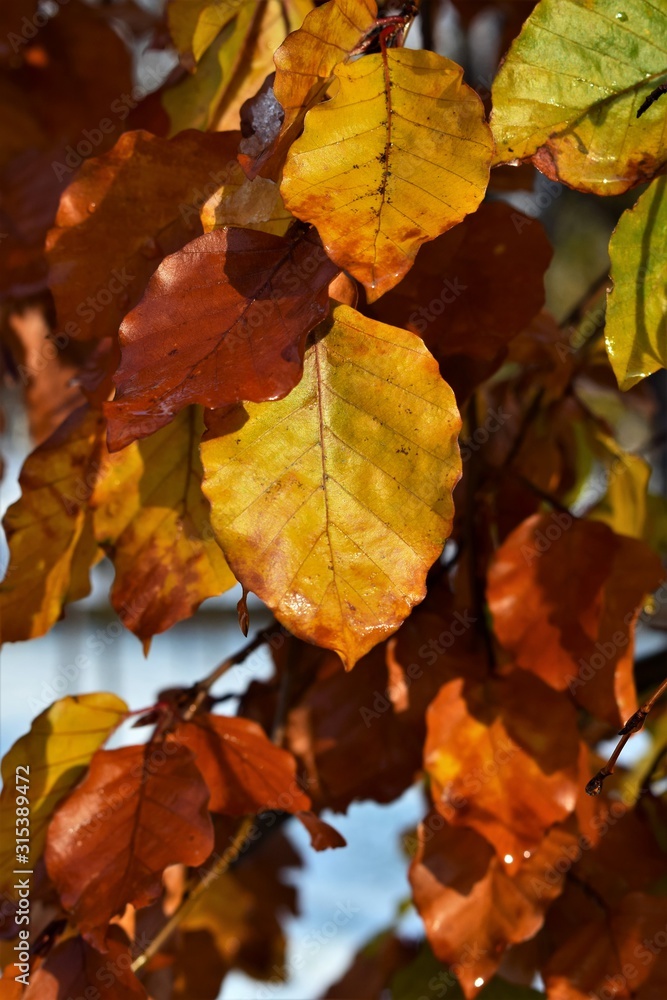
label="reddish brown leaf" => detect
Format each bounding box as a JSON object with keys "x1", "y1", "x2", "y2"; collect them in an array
[
  {"x1": 368, "y1": 202, "x2": 552, "y2": 401},
  {"x1": 425, "y1": 670, "x2": 580, "y2": 860},
  {"x1": 46, "y1": 129, "x2": 241, "y2": 344},
  {"x1": 45, "y1": 743, "x2": 214, "y2": 949},
  {"x1": 22, "y1": 927, "x2": 147, "y2": 1000},
  {"x1": 171, "y1": 713, "x2": 311, "y2": 816},
  {"x1": 295, "y1": 811, "x2": 346, "y2": 851},
  {"x1": 409, "y1": 813, "x2": 576, "y2": 997},
  {"x1": 105, "y1": 226, "x2": 339, "y2": 451},
  {"x1": 487, "y1": 515, "x2": 665, "y2": 727}
]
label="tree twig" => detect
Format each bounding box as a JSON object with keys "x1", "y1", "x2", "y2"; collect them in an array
[
  {"x1": 181, "y1": 624, "x2": 275, "y2": 722},
  {"x1": 586, "y1": 676, "x2": 667, "y2": 795},
  {"x1": 130, "y1": 815, "x2": 255, "y2": 974}
]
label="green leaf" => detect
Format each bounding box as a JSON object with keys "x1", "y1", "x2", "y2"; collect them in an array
[{"x1": 491, "y1": 0, "x2": 667, "y2": 194}]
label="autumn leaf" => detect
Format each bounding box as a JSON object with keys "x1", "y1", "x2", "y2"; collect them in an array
[
  {"x1": 409, "y1": 814, "x2": 577, "y2": 997},
  {"x1": 486, "y1": 515, "x2": 665, "y2": 727},
  {"x1": 253, "y1": 0, "x2": 377, "y2": 176},
  {"x1": 163, "y1": 0, "x2": 311, "y2": 134},
  {"x1": 45, "y1": 129, "x2": 240, "y2": 344},
  {"x1": 45, "y1": 743, "x2": 214, "y2": 949},
  {"x1": 90, "y1": 407, "x2": 235, "y2": 644},
  {"x1": 369, "y1": 201, "x2": 553, "y2": 400},
  {"x1": 170, "y1": 712, "x2": 311, "y2": 815},
  {"x1": 201, "y1": 305, "x2": 462, "y2": 667},
  {"x1": 0, "y1": 693, "x2": 127, "y2": 897},
  {"x1": 200, "y1": 161, "x2": 292, "y2": 236},
  {"x1": 424, "y1": 671, "x2": 580, "y2": 860},
  {"x1": 23, "y1": 927, "x2": 147, "y2": 1000},
  {"x1": 282, "y1": 47, "x2": 492, "y2": 301},
  {"x1": 490, "y1": 0, "x2": 667, "y2": 194},
  {"x1": 606, "y1": 176, "x2": 667, "y2": 389},
  {"x1": 543, "y1": 891, "x2": 667, "y2": 999},
  {"x1": 105, "y1": 225, "x2": 338, "y2": 451},
  {"x1": 172, "y1": 827, "x2": 300, "y2": 995},
  {"x1": 0, "y1": 406, "x2": 105, "y2": 643}
]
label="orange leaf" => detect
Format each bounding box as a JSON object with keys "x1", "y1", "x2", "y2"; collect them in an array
[
  {"x1": 172, "y1": 713, "x2": 311, "y2": 816},
  {"x1": 409, "y1": 813, "x2": 576, "y2": 997},
  {"x1": 424, "y1": 670, "x2": 580, "y2": 860},
  {"x1": 45, "y1": 743, "x2": 213, "y2": 949},
  {"x1": 487, "y1": 515, "x2": 665, "y2": 727}
]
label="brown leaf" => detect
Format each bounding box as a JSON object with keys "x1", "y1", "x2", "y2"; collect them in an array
[
  {"x1": 105, "y1": 225, "x2": 338, "y2": 451},
  {"x1": 295, "y1": 810, "x2": 346, "y2": 851},
  {"x1": 171, "y1": 713, "x2": 311, "y2": 816},
  {"x1": 46, "y1": 129, "x2": 240, "y2": 344},
  {"x1": 22, "y1": 927, "x2": 147, "y2": 1000},
  {"x1": 368, "y1": 202, "x2": 553, "y2": 401},
  {"x1": 487, "y1": 515, "x2": 665, "y2": 727},
  {"x1": 424, "y1": 670, "x2": 580, "y2": 860},
  {"x1": 409, "y1": 813, "x2": 576, "y2": 997},
  {"x1": 45, "y1": 743, "x2": 214, "y2": 949}
]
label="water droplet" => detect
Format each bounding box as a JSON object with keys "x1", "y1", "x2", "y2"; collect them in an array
[
  {"x1": 523, "y1": 850, "x2": 532, "y2": 859},
  {"x1": 503, "y1": 853, "x2": 514, "y2": 864},
  {"x1": 474, "y1": 978, "x2": 485, "y2": 988},
  {"x1": 615, "y1": 11, "x2": 627, "y2": 20},
  {"x1": 87, "y1": 202, "x2": 97, "y2": 213}
]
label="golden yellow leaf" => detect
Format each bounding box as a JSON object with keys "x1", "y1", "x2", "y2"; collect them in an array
[
  {"x1": 272, "y1": 0, "x2": 377, "y2": 153},
  {"x1": 0, "y1": 693, "x2": 128, "y2": 897},
  {"x1": 164, "y1": 0, "x2": 311, "y2": 133},
  {"x1": 201, "y1": 305, "x2": 461, "y2": 668},
  {"x1": 0, "y1": 407, "x2": 105, "y2": 644},
  {"x1": 281, "y1": 47, "x2": 492, "y2": 301},
  {"x1": 490, "y1": 0, "x2": 667, "y2": 194},
  {"x1": 91, "y1": 408, "x2": 235, "y2": 644},
  {"x1": 200, "y1": 164, "x2": 292, "y2": 236}
]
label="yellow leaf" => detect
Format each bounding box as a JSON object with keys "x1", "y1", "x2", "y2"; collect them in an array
[
  {"x1": 212, "y1": 0, "x2": 313, "y2": 133},
  {"x1": 91, "y1": 408, "x2": 235, "y2": 644},
  {"x1": 0, "y1": 693, "x2": 128, "y2": 897},
  {"x1": 281, "y1": 47, "x2": 492, "y2": 301},
  {"x1": 164, "y1": 0, "x2": 311, "y2": 134},
  {"x1": 273, "y1": 0, "x2": 377, "y2": 148},
  {"x1": 606, "y1": 176, "x2": 667, "y2": 388},
  {"x1": 201, "y1": 305, "x2": 461, "y2": 667},
  {"x1": 0, "y1": 408, "x2": 105, "y2": 644},
  {"x1": 490, "y1": 0, "x2": 667, "y2": 194},
  {"x1": 200, "y1": 165, "x2": 292, "y2": 236},
  {"x1": 587, "y1": 430, "x2": 651, "y2": 540}
]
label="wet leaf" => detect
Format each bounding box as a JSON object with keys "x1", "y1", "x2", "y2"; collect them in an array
[
  {"x1": 486, "y1": 514, "x2": 665, "y2": 727},
  {"x1": 45, "y1": 743, "x2": 214, "y2": 949},
  {"x1": 201, "y1": 305, "x2": 461, "y2": 667},
  {"x1": 606, "y1": 176, "x2": 667, "y2": 388},
  {"x1": 0, "y1": 407, "x2": 105, "y2": 643},
  {"x1": 106, "y1": 225, "x2": 338, "y2": 451},
  {"x1": 409, "y1": 814, "x2": 576, "y2": 997},
  {"x1": 424, "y1": 671, "x2": 580, "y2": 860},
  {"x1": 490, "y1": 0, "x2": 667, "y2": 194},
  {"x1": 91, "y1": 407, "x2": 235, "y2": 643},
  {"x1": 281, "y1": 47, "x2": 492, "y2": 301},
  {"x1": 0, "y1": 693, "x2": 127, "y2": 897}
]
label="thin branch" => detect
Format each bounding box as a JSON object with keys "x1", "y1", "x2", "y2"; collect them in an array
[
  {"x1": 130, "y1": 815, "x2": 255, "y2": 974},
  {"x1": 586, "y1": 676, "x2": 667, "y2": 795},
  {"x1": 512, "y1": 472, "x2": 572, "y2": 516},
  {"x1": 181, "y1": 624, "x2": 275, "y2": 722}
]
